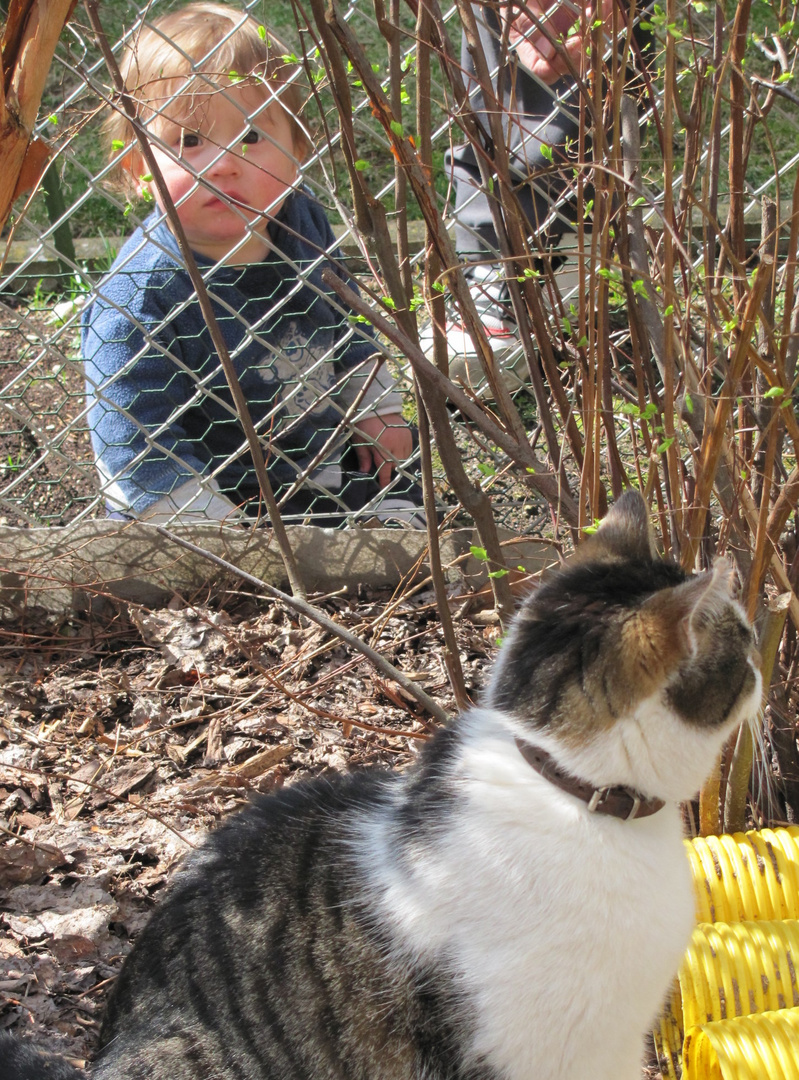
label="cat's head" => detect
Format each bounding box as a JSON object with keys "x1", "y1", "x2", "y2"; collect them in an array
[{"x1": 486, "y1": 491, "x2": 762, "y2": 803}]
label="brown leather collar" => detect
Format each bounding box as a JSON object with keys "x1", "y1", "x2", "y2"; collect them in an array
[{"x1": 514, "y1": 739, "x2": 665, "y2": 821}]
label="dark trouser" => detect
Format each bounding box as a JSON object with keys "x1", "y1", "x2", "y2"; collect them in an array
[
  {"x1": 105, "y1": 435, "x2": 424, "y2": 529},
  {"x1": 449, "y1": 6, "x2": 582, "y2": 262},
  {"x1": 450, "y1": 4, "x2": 651, "y2": 263}
]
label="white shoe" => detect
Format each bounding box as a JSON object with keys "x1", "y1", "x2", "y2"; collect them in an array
[{"x1": 419, "y1": 264, "x2": 528, "y2": 397}]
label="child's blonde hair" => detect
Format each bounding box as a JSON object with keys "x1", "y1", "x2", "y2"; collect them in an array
[{"x1": 106, "y1": 2, "x2": 310, "y2": 196}]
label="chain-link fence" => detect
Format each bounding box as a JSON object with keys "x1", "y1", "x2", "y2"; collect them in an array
[{"x1": 1, "y1": 0, "x2": 798, "y2": 541}]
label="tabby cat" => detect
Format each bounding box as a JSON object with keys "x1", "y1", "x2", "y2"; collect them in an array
[{"x1": 0, "y1": 491, "x2": 761, "y2": 1080}]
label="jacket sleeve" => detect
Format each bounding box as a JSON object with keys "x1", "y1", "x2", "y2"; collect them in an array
[
  {"x1": 82, "y1": 265, "x2": 213, "y2": 516},
  {"x1": 308, "y1": 201, "x2": 405, "y2": 418}
]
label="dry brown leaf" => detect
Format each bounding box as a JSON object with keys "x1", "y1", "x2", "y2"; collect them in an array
[
  {"x1": 0, "y1": 841, "x2": 68, "y2": 886},
  {"x1": 234, "y1": 744, "x2": 293, "y2": 779}
]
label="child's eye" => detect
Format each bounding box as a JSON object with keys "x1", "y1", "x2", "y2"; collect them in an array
[
  {"x1": 241, "y1": 129, "x2": 260, "y2": 145},
  {"x1": 180, "y1": 133, "x2": 200, "y2": 149}
]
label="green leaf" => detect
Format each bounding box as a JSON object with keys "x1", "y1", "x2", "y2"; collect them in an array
[
  {"x1": 477, "y1": 462, "x2": 497, "y2": 477},
  {"x1": 777, "y1": 71, "x2": 793, "y2": 84},
  {"x1": 641, "y1": 402, "x2": 658, "y2": 420},
  {"x1": 470, "y1": 545, "x2": 489, "y2": 562},
  {"x1": 684, "y1": 391, "x2": 694, "y2": 414},
  {"x1": 111, "y1": 139, "x2": 125, "y2": 151},
  {"x1": 139, "y1": 173, "x2": 153, "y2": 183},
  {"x1": 389, "y1": 120, "x2": 404, "y2": 138},
  {"x1": 228, "y1": 70, "x2": 244, "y2": 83},
  {"x1": 540, "y1": 143, "x2": 553, "y2": 162},
  {"x1": 258, "y1": 24, "x2": 267, "y2": 40},
  {"x1": 48, "y1": 113, "x2": 58, "y2": 125},
  {"x1": 764, "y1": 386, "x2": 785, "y2": 399},
  {"x1": 488, "y1": 568, "x2": 509, "y2": 579},
  {"x1": 620, "y1": 402, "x2": 641, "y2": 416},
  {"x1": 657, "y1": 436, "x2": 675, "y2": 453},
  {"x1": 582, "y1": 521, "x2": 600, "y2": 535},
  {"x1": 516, "y1": 565, "x2": 526, "y2": 573},
  {"x1": 353, "y1": 159, "x2": 369, "y2": 171}
]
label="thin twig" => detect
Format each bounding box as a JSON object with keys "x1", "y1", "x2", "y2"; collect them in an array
[{"x1": 151, "y1": 524, "x2": 450, "y2": 724}]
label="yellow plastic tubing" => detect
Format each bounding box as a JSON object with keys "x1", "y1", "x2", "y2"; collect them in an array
[
  {"x1": 685, "y1": 827, "x2": 799, "y2": 924},
  {"x1": 682, "y1": 1007, "x2": 799, "y2": 1080},
  {"x1": 679, "y1": 919, "x2": 799, "y2": 1029},
  {"x1": 656, "y1": 918, "x2": 799, "y2": 1078}
]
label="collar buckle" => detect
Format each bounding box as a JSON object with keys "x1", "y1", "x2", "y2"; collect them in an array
[{"x1": 587, "y1": 787, "x2": 610, "y2": 813}]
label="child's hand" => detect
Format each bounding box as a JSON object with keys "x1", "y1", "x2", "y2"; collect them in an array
[
  {"x1": 506, "y1": 0, "x2": 612, "y2": 84},
  {"x1": 352, "y1": 413, "x2": 413, "y2": 489}
]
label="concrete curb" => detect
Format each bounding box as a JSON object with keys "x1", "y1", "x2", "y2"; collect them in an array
[{"x1": 0, "y1": 521, "x2": 556, "y2": 616}]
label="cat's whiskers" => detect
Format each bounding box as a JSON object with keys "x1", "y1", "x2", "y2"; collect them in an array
[{"x1": 746, "y1": 708, "x2": 783, "y2": 826}]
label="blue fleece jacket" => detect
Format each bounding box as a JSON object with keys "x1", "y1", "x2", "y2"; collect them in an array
[{"x1": 82, "y1": 190, "x2": 402, "y2": 516}]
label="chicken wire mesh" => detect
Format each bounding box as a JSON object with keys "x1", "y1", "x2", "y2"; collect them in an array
[{"x1": 0, "y1": 0, "x2": 796, "y2": 531}]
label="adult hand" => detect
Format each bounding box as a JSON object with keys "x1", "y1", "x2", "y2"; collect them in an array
[
  {"x1": 504, "y1": 0, "x2": 613, "y2": 84},
  {"x1": 352, "y1": 413, "x2": 413, "y2": 489}
]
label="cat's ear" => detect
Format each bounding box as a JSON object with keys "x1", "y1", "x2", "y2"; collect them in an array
[
  {"x1": 625, "y1": 559, "x2": 739, "y2": 675},
  {"x1": 576, "y1": 490, "x2": 657, "y2": 564},
  {"x1": 650, "y1": 558, "x2": 738, "y2": 655}
]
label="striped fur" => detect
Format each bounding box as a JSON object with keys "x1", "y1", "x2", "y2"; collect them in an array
[{"x1": 4, "y1": 492, "x2": 761, "y2": 1080}]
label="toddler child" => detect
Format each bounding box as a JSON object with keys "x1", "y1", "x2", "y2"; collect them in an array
[{"x1": 82, "y1": 1, "x2": 422, "y2": 526}]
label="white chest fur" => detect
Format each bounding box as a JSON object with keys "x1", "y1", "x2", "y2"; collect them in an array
[{"x1": 358, "y1": 711, "x2": 696, "y2": 1080}]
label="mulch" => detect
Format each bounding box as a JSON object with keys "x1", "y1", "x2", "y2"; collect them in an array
[{"x1": 0, "y1": 582, "x2": 500, "y2": 1066}]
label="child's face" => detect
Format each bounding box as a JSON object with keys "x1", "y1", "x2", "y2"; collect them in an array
[{"x1": 139, "y1": 83, "x2": 300, "y2": 263}]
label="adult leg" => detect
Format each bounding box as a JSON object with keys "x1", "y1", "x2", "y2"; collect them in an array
[{"x1": 449, "y1": 3, "x2": 583, "y2": 263}]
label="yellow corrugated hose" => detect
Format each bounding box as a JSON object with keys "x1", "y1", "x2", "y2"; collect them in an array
[
  {"x1": 682, "y1": 1008, "x2": 799, "y2": 1080},
  {"x1": 680, "y1": 919, "x2": 799, "y2": 1027},
  {"x1": 685, "y1": 827, "x2": 799, "y2": 924},
  {"x1": 654, "y1": 827, "x2": 799, "y2": 1079}
]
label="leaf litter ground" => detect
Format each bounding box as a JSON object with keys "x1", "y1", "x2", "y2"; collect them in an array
[{"x1": 0, "y1": 582, "x2": 500, "y2": 1067}]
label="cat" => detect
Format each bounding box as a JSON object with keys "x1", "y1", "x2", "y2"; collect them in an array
[{"x1": 0, "y1": 490, "x2": 761, "y2": 1080}]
